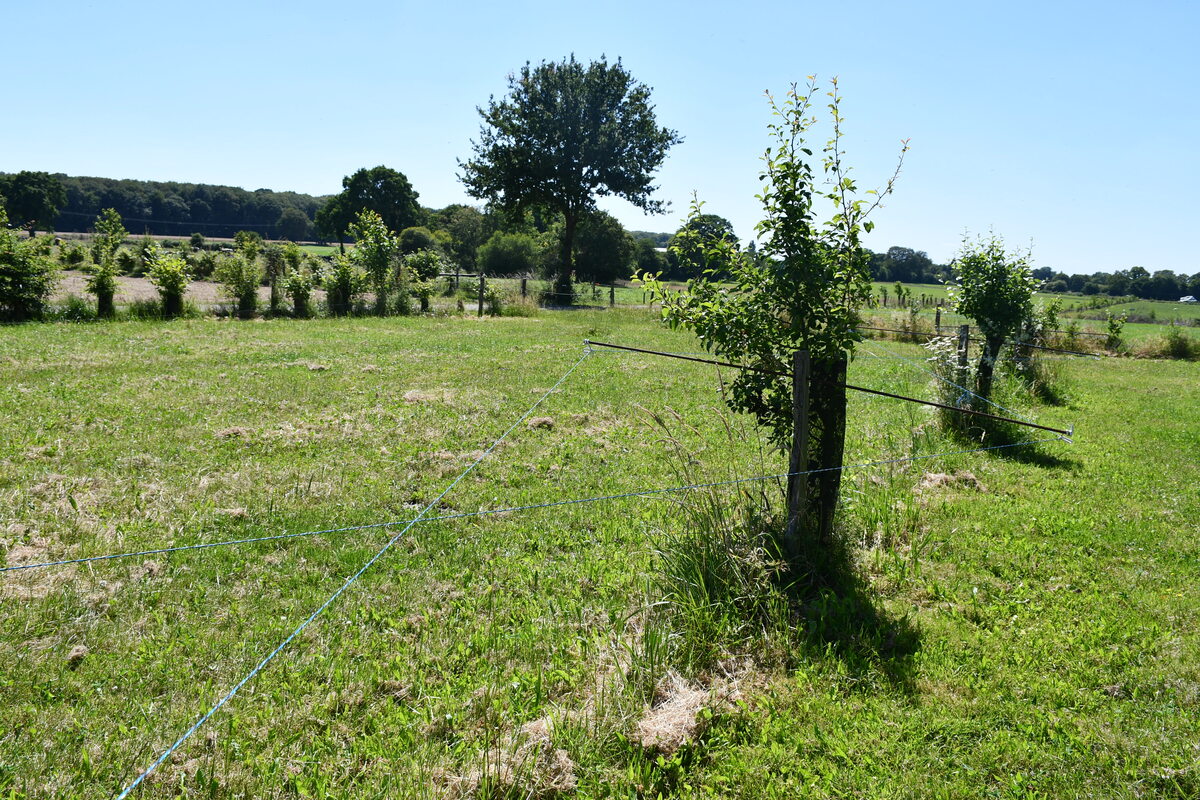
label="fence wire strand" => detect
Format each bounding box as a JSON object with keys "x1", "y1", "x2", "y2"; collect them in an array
[{"x1": 112, "y1": 347, "x2": 592, "y2": 799}]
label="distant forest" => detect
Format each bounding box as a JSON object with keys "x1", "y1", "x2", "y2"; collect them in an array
[
  {"x1": 6, "y1": 172, "x2": 1197, "y2": 301},
  {"x1": 20, "y1": 174, "x2": 328, "y2": 241}
]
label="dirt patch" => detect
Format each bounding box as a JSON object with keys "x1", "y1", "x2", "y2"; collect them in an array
[
  {"x1": 527, "y1": 416, "x2": 555, "y2": 431},
  {"x1": 215, "y1": 426, "x2": 251, "y2": 439},
  {"x1": 2, "y1": 540, "x2": 76, "y2": 600},
  {"x1": 402, "y1": 388, "x2": 456, "y2": 404},
  {"x1": 917, "y1": 470, "x2": 986, "y2": 493}
]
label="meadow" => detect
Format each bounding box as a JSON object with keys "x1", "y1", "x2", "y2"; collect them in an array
[{"x1": 1, "y1": 309, "x2": 1198, "y2": 798}]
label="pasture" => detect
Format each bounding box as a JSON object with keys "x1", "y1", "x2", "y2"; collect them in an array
[{"x1": 2, "y1": 310, "x2": 1198, "y2": 798}]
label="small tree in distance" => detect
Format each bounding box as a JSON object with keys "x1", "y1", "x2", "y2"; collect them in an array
[
  {"x1": 946, "y1": 232, "x2": 1039, "y2": 404},
  {"x1": 87, "y1": 208, "x2": 127, "y2": 318},
  {"x1": 349, "y1": 209, "x2": 401, "y2": 316},
  {"x1": 146, "y1": 253, "x2": 190, "y2": 318}
]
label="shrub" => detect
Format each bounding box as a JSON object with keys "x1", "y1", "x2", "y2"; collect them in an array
[
  {"x1": 405, "y1": 250, "x2": 443, "y2": 312},
  {"x1": 398, "y1": 226, "x2": 436, "y2": 255},
  {"x1": 87, "y1": 208, "x2": 127, "y2": 317},
  {"x1": 189, "y1": 232, "x2": 206, "y2": 250},
  {"x1": 59, "y1": 241, "x2": 87, "y2": 266},
  {"x1": 1105, "y1": 310, "x2": 1128, "y2": 352},
  {"x1": 189, "y1": 249, "x2": 219, "y2": 279},
  {"x1": 478, "y1": 231, "x2": 538, "y2": 276},
  {"x1": 214, "y1": 254, "x2": 263, "y2": 319},
  {"x1": 348, "y1": 210, "x2": 400, "y2": 316},
  {"x1": 115, "y1": 249, "x2": 138, "y2": 275},
  {"x1": 146, "y1": 253, "x2": 191, "y2": 318},
  {"x1": 322, "y1": 254, "x2": 364, "y2": 316},
  {"x1": 1161, "y1": 325, "x2": 1199, "y2": 360},
  {"x1": 285, "y1": 266, "x2": 314, "y2": 318},
  {"x1": 0, "y1": 209, "x2": 58, "y2": 322},
  {"x1": 262, "y1": 243, "x2": 286, "y2": 315},
  {"x1": 50, "y1": 294, "x2": 96, "y2": 322}
]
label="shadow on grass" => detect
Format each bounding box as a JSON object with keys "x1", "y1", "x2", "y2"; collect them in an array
[
  {"x1": 782, "y1": 530, "x2": 921, "y2": 693},
  {"x1": 948, "y1": 414, "x2": 1080, "y2": 470}
]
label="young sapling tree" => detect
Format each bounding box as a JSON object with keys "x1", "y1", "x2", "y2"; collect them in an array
[
  {"x1": 946, "y1": 233, "x2": 1038, "y2": 405},
  {"x1": 642, "y1": 79, "x2": 906, "y2": 570}
]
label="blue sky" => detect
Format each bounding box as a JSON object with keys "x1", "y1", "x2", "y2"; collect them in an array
[{"x1": 3, "y1": 0, "x2": 1196, "y2": 275}]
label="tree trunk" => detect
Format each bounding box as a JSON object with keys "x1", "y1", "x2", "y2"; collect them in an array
[
  {"x1": 97, "y1": 290, "x2": 114, "y2": 319},
  {"x1": 554, "y1": 211, "x2": 577, "y2": 304},
  {"x1": 975, "y1": 334, "x2": 1004, "y2": 404},
  {"x1": 163, "y1": 292, "x2": 182, "y2": 319}
]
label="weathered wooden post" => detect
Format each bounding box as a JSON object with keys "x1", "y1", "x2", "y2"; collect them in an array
[
  {"x1": 521, "y1": 277, "x2": 527, "y2": 299},
  {"x1": 784, "y1": 350, "x2": 811, "y2": 568},
  {"x1": 609, "y1": 285, "x2": 615, "y2": 307},
  {"x1": 935, "y1": 308, "x2": 941, "y2": 333},
  {"x1": 478, "y1": 273, "x2": 485, "y2": 317},
  {"x1": 816, "y1": 357, "x2": 848, "y2": 543}
]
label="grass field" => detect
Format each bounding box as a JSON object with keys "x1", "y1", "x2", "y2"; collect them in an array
[{"x1": 2, "y1": 311, "x2": 1198, "y2": 798}]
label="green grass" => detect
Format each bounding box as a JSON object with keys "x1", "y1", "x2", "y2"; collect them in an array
[
  {"x1": 1090, "y1": 298, "x2": 1200, "y2": 323},
  {"x1": 1, "y1": 312, "x2": 1197, "y2": 797},
  {"x1": 295, "y1": 244, "x2": 340, "y2": 258}
]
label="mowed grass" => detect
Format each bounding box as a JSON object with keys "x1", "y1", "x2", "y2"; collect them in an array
[{"x1": 1, "y1": 312, "x2": 1197, "y2": 798}]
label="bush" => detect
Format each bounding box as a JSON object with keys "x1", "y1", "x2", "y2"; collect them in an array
[
  {"x1": 214, "y1": 254, "x2": 263, "y2": 319},
  {"x1": 189, "y1": 249, "x2": 219, "y2": 279},
  {"x1": 1105, "y1": 310, "x2": 1127, "y2": 352},
  {"x1": 146, "y1": 254, "x2": 191, "y2": 318},
  {"x1": 1160, "y1": 326, "x2": 1199, "y2": 360},
  {"x1": 322, "y1": 255, "x2": 364, "y2": 316},
  {"x1": 478, "y1": 231, "x2": 538, "y2": 276},
  {"x1": 399, "y1": 226, "x2": 436, "y2": 255},
  {"x1": 0, "y1": 209, "x2": 58, "y2": 322},
  {"x1": 49, "y1": 294, "x2": 97, "y2": 322},
  {"x1": 59, "y1": 241, "x2": 87, "y2": 266},
  {"x1": 285, "y1": 267, "x2": 314, "y2": 318}
]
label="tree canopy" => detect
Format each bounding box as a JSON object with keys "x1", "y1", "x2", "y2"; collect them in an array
[
  {"x1": 316, "y1": 166, "x2": 422, "y2": 243},
  {"x1": 459, "y1": 55, "x2": 680, "y2": 299},
  {"x1": 0, "y1": 171, "x2": 67, "y2": 235}
]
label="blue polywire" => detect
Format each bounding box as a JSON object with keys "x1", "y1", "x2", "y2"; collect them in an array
[
  {"x1": 859, "y1": 340, "x2": 1039, "y2": 424},
  {"x1": 113, "y1": 348, "x2": 592, "y2": 800},
  {"x1": 6, "y1": 436, "x2": 1065, "y2": 576}
]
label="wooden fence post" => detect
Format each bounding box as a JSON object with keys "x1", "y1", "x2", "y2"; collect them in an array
[
  {"x1": 816, "y1": 357, "x2": 848, "y2": 544},
  {"x1": 784, "y1": 350, "x2": 811, "y2": 568},
  {"x1": 478, "y1": 273, "x2": 485, "y2": 317},
  {"x1": 609, "y1": 285, "x2": 615, "y2": 307},
  {"x1": 521, "y1": 277, "x2": 527, "y2": 299},
  {"x1": 935, "y1": 308, "x2": 941, "y2": 333}
]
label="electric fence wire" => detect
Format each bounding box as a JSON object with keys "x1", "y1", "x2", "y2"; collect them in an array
[
  {"x1": 5, "y1": 436, "x2": 1065, "y2": 577},
  {"x1": 858, "y1": 340, "x2": 1039, "y2": 424},
  {"x1": 111, "y1": 347, "x2": 593, "y2": 800}
]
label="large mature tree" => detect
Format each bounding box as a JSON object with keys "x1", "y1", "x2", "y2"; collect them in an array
[
  {"x1": 316, "y1": 166, "x2": 422, "y2": 248},
  {"x1": 460, "y1": 55, "x2": 680, "y2": 301},
  {"x1": 3, "y1": 171, "x2": 67, "y2": 236}
]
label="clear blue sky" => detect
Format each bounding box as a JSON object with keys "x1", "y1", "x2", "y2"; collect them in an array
[{"x1": 3, "y1": 0, "x2": 1196, "y2": 275}]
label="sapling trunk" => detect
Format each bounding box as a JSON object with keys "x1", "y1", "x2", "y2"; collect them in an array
[
  {"x1": 975, "y1": 334, "x2": 1004, "y2": 404},
  {"x1": 97, "y1": 291, "x2": 114, "y2": 319}
]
